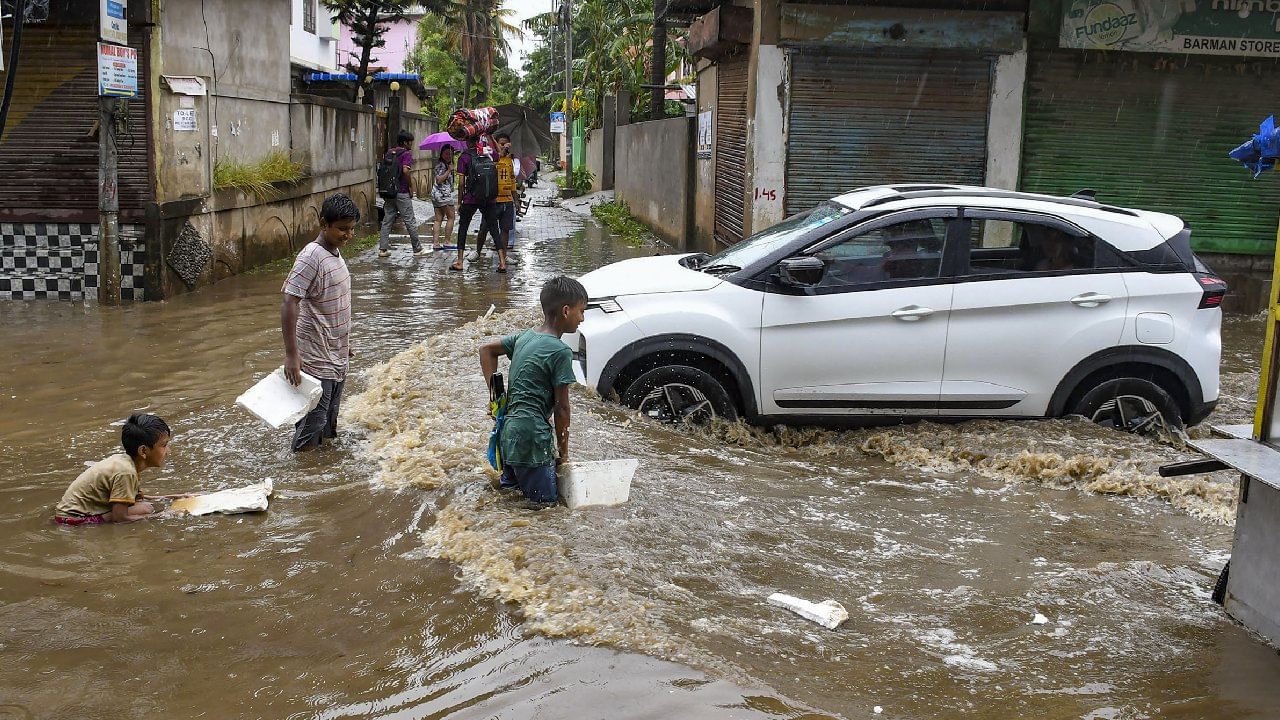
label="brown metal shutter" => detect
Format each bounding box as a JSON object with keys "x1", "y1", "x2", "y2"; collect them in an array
[
  {"x1": 785, "y1": 52, "x2": 992, "y2": 216},
  {"x1": 714, "y1": 52, "x2": 749, "y2": 245},
  {"x1": 0, "y1": 25, "x2": 151, "y2": 223},
  {"x1": 1021, "y1": 51, "x2": 1280, "y2": 256}
]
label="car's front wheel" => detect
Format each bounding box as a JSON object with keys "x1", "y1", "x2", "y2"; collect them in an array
[
  {"x1": 621, "y1": 365, "x2": 739, "y2": 424},
  {"x1": 1072, "y1": 377, "x2": 1184, "y2": 436}
]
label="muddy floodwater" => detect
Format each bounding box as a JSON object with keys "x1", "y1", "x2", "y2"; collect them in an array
[{"x1": 2, "y1": 196, "x2": 1279, "y2": 719}]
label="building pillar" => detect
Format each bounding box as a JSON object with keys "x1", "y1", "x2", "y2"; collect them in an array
[
  {"x1": 744, "y1": 0, "x2": 784, "y2": 237},
  {"x1": 602, "y1": 94, "x2": 617, "y2": 190},
  {"x1": 986, "y1": 41, "x2": 1028, "y2": 191}
]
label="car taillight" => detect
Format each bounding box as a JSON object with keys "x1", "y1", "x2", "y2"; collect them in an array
[{"x1": 1196, "y1": 272, "x2": 1227, "y2": 309}]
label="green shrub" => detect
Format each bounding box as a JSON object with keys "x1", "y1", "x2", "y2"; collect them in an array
[
  {"x1": 214, "y1": 150, "x2": 306, "y2": 198},
  {"x1": 591, "y1": 201, "x2": 657, "y2": 247},
  {"x1": 556, "y1": 165, "x2": 594, "y2": 196}
]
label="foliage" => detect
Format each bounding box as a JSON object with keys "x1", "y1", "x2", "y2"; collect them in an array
[
  {"x1": 406, "y1": 1, "x2": 521, "y2": 123},
  {"x1": 323, "y1": 0, "x2": 447, "y2": 103},
  {"x1": 556, "y1": 164, "x2": 594, "y2": 196},
  {"x1": 521, "y1": 0, "x2": 691, "y2": 130},
  {"x1": 213, "y1": 151, "x2": 306, "y2": 198},
  {"x1": 591, "y1": 200, "x2": 657, "y2": 247}
]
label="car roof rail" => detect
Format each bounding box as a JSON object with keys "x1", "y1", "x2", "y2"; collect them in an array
[{"x1": 871, "y1": 188, "x2": 1140, "y2": 217}]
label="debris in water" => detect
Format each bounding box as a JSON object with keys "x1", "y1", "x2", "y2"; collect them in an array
[
  {"x1": 874, "y1": 706, "x2": 883, "y2": 715},
  {"x1": 559, "y1": 459, "x2": 639, "y2": 509},
  {"x1": 767, "y1": 593, "x2": 849, "y2": 630},
  {"x1": 1032, "y1": 613, "x2": 1049, "y2": 625},
  {"x1": 236, "y1": 367, "x2": 323, "y2": 429},
  {"x1": 169, "y1": 479, "x2": 274, "y2": 516},
  {"x1": 483, "y1": 303, "x2": 496, "y2": 320}
]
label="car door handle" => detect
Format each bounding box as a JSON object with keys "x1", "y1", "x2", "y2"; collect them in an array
[
  {"x1": 891, "y1": 305, "x2": 935, "y2": 321},
  {"x1": 1070, "y1": 293, "x2": 1113, "y2": 308}
]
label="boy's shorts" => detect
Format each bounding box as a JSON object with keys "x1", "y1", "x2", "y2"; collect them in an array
[
  {"x1": 500, "y1": 464, "x2": 558, "y2": 503},
  {"x1": 293, "y1": 378, "x2": 344, "y2": 452},
  {"x1": 496, "y1": 202, "x2": 515, "y2": 233},
  {"x1": 54, "y1": 513, "x2": 107, "y2": 526}
]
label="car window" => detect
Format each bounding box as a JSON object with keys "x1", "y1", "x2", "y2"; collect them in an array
[
  {"x1": 813, "y1": 217, "x2": 946, "y2": 288},
  {"x1": 708, "y1": 202, "x2": 852, "y2": 270},
  {"x1": 965, "y1": 219, "x2": 1098, "y2": 275}
]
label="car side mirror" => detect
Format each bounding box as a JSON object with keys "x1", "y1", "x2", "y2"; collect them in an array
[{"x1": 777, "y1": 256, "x2": 826, "y2": 287}]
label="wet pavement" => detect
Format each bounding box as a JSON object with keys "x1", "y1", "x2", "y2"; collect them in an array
[{"x1": 1, "y1": 182, "x2": 1279, "y2": 719}]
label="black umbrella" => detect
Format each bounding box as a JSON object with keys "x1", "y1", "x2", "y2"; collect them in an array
[{"x1": 492, "y1": 103, "x2": 553, "y2": 158}]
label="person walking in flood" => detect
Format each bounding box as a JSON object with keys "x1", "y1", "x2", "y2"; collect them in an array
[
  {"x1": 54, "y1": 414, "x2": 171, "y2": 525},
  {"x1": 282, "y1": 194, "x2": 357, "y2": 452},
  {"x1": 478, "y1": 276, "x2": 587, "y2": 504},
  {"x1": 378, "y1": 130, "x2": 427, "y2": 258},
  {"x1": 450, "y1": 135, "x2": 499, "y2": 272},
  {"x1": 431, "y1": 145, "x2": 457, "y2": 251}
]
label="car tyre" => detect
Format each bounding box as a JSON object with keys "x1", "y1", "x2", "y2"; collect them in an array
[
  {"x1": 1073, "y1": 377, "x2": 1184, "y2": 435},
  {"x1": 622, "y1": 365, "x2": 738, "y2": 424}
]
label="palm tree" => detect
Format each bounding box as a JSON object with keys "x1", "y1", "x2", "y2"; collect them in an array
[{"x1": 437, "y1": 0, "x2": 522, "y2": 105}]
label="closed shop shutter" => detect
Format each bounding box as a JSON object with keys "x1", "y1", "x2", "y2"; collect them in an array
[
  {"x1": 1021, "y1": 51, "x2": 1280, "y2": 256},
  {"x1": 786, "y1": 52, "x2": 992, "y2": 217},
  {"x1": 0, "y1": 25, "x2": 151, "y2": 223},
  {"x1": 714, "y1": 52, "x2": 749, "y2": 245}
]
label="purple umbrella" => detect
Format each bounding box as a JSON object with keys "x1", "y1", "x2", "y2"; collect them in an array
[{"x1": 419, "y1": 131, "x2": 467, "y2": 152}]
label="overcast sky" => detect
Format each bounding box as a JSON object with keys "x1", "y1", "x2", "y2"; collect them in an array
[{"x1": 506, "y1": 0, "x2": 553, "y2": 75}]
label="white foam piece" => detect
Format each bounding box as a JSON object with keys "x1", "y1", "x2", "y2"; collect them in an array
[
  {"x1": 170, "y1": 478, "x2": 274, "y2": 516},
  {"x1": 557, "y1": 459, "x2": 639, "y2": 509},
  {"x1": 767, "y1": 592, "x2": 849, "y2": 630},
  {"x1": 236, "y1": 367, "x2": 322, "y2": 429}
]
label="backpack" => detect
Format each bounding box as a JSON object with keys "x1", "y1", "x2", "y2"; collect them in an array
[
  {"x1": 377, "y1": 148, "x2": 405, "y2": 199},
  {"x1": 465, "y1": 149, "x2": 498, "y2": 203}
]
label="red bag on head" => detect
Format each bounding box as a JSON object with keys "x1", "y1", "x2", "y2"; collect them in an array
[{"x1": 447, "y1": 106, "x2": 500, "y2": 141}]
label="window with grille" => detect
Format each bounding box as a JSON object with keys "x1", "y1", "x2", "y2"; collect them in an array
[{"x1": 303, "y1": 0, "x2": 316, "y2": 34}]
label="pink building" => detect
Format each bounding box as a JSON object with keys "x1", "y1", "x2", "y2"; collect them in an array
[{"x1": 336, "y1": 6, "x2": 427, "y2": 75}]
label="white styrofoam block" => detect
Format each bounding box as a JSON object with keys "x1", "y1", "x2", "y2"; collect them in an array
[
  {"x1": 170, "y1": 478, "x2": 274, "y2": 516},
  {"x1": 557, "y1": 459, "x2": 639, "y2": 509},
  {"x1": 767, "y1": 592, "x2": 849, "y2": 630},
  {"x1": 236, "y1": 367, "x2": 322, "y2": 429}
]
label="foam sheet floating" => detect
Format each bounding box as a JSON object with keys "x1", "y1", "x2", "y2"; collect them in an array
[
  {"x1": 767, "y1": 592, "x2": 849, "y2": 630},
  {"x1": 557, "y1": 459, "x2": 639, "y2": 509},
  {"x1": 236, "y1": 368, "x2": 322, "y2": 429},
  {"x1": 170, "y1": 479, "x2": 274, "y2": 517}
]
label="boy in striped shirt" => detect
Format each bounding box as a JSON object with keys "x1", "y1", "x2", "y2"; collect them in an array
[{"x1": 281, "y1": 194, "x2": 358, "y2": 452}]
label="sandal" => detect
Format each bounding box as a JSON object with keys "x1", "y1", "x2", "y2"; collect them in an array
[
  {"x1": 497, "y1": 266, "x2": 508, "y2": 274},
  {"x1": 449, "y1": 262, "x2": 463, "y2": 272}
]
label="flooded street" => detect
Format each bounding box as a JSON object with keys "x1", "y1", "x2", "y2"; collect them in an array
[{"x1": 2, "y1": 192, "x2": 1279, "y2": 719}]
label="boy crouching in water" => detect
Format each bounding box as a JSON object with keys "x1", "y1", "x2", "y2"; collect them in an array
[
  {"x1": 54, "y1": 414, "x2": 171, "y2": 525},
  {"x1": 479, "y1": 276, "x2": 587, "y2": 504}
]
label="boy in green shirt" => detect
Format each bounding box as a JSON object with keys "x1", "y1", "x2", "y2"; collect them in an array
[{"x1": 479, "y1": 276, "x2": 587, "y2": 503}]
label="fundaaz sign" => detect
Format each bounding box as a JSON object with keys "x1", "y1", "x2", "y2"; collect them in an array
[{"x1": 1061, "y1": 0, "x2": 1280, "y2": 57}]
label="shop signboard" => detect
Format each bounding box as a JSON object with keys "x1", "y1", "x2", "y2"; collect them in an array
[
  {"x1": 97, "y1": 42, "x2": 138, "y2": 98},
  {"x1": 1061, "y1": 0, "x2": 1280, "y2": 57},
  {"x1": 101, "y1": 0, "x2": 128, "y2": 45}
]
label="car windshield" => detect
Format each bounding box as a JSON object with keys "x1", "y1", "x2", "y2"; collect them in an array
[{"x1": 704, "y1": 202, "x2": 852, "y2": 270}]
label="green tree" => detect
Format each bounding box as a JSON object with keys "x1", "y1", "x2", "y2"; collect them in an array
[{"x1": 323, "y1": 0, "x2": 448, "y2": 104}]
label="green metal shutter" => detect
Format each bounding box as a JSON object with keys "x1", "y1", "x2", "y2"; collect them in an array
[
  {"x1": 785, "y1": 52, "x2": 992, "y2": 217},
  {"x1": 714, "y1": 53, "x2": 749, "y2": 245},
  {"x1": 1021, "y1": 51, "x2": 1280, "y2": 256}
]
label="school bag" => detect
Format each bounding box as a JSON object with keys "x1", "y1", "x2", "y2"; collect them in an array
[
  {"x1": 376, "y1": 148, "x2": 406, "y2": 199},
  {"x1": 464, "y1": 149, "x2": 498, "y2": 203}
]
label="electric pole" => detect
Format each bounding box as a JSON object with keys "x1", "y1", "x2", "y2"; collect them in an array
[
  {"x1": 563, "y1": 0, "x2": 573, "y2": 173},
  {"x1": 651, "y1": 0, "x2": 666, "y2": 121},
  {"x1": 98, "y1": 96, "x2": 122, "y2": 305}
]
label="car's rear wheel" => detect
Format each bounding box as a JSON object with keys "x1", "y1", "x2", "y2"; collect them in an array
[
  {"x1": 1072, "y1": 377, "x2": 1184, "y2": 436},
  {"x1": 621, "y1": 365, "x2": 738, "y2": 424}
]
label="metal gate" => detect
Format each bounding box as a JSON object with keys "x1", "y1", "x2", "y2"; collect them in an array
[
  {"x1": 714, "y1": 52, "x2": 749, "y2": 245},
  {"x1": 1021, "y1": 51, "x2": 1280, "y2": 256},
  {"x1": 785, "y1": 52, "x2": 992, "y2": 216},
  {"x1": 0, "y1": 25, "x2": 151, "y2": 223}
]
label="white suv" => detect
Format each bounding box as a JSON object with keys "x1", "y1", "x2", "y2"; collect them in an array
[{"x1": 567, "y1": 185, "x2": 1226, "y2": 432}]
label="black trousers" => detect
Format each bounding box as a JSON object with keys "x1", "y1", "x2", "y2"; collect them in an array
[{"x1": 458, "y1": 202, "x2": 499, "y2": 252}]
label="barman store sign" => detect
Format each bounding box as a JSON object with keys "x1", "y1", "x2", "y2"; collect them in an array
[{"x1": 1062, "y1": 0, "x2": 1280, "y2": 57}]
